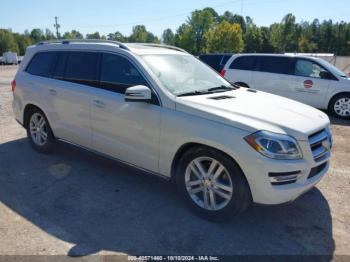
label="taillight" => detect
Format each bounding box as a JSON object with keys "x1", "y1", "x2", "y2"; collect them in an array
[
  {"x1": 219, "y1": 69, "x2": 226, "y2": 77},
  {"x1": 11, "y1": 80, "x2": 16, "y2": 92}
]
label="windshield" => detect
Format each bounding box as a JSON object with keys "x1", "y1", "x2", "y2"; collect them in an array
[
  {"x1": 317, "y1": 58, "x2": 347, "y2": 78},
  {"x1": 141, "y1": 54, "x2": 231, "y2": 95}
]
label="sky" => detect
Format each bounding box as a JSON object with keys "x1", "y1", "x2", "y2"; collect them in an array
[{"x1": 1, "y1": 0, "x2": 349, "y2": 38}]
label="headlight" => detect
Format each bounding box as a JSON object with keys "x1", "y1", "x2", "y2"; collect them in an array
[{"x1": 244, "y1": 131, "x2": 302, "y2": 160}]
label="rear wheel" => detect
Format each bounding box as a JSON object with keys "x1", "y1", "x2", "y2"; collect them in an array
[
  {"x1": 26, "y1": 108, "x2": 55, "y2": 152},
  {"x1": 176, "y1": 146, "x2": 251, "y2": 221},
  {"x1": 329, "y1": 94, "x2": 350, "y2": 119}
]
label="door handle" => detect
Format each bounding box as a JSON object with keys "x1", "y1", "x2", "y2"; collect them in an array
[
  {"x1": 49, "y1": 88, "x2": 57, "y2": 95},
  {"x1": 93, "y1": 99, "x2": 106, "y2": 108}
]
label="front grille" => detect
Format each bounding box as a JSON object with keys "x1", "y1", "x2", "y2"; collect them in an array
[
  {"x1": 308, "y1": 129, "x2": 331, "y2": 162},
  {"x1": 308, "y1": 162, "x2": 328, "y2": 179}
]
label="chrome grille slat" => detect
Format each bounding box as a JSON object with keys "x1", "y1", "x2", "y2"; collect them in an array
[
  {"x1": 308, "y1": 129, "x2": 331, "y2": 163},
  {"x1": 309, "y1": 131, "x2": 328, "y2": 145}
]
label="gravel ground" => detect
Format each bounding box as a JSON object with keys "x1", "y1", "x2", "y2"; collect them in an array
[{"x1": 0, "y1": 65, "x2": 349, "y2": 259}]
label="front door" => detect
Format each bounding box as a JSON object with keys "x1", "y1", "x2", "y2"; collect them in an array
[
  {"x1": 90, "y1": 53, "x2": 161, "y2": 173},
  {"x1": 288, "y1": 58, "x2": 331, "y2": 108}
]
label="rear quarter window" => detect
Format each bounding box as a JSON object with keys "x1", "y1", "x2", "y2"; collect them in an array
[{"x1": 26, "y1": 52, "x2": 58, "y2": 77}]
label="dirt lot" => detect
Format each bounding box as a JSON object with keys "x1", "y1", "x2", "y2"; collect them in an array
[{"x1": 0, "y1": 65, "x2": 349, "y2": 258}]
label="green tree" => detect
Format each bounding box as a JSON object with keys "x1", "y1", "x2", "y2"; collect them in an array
[
  {"x1": 63, "y1": 30, "x2": 83, "y2": 39},
  {"x1": 45, "y1": 29, "x2": 56, "y2": 40},
  {"x1": 0, "y1": 29, "x2": 18, "y2": 54},
  {"x1": 129, "y1": 25, "x2": 159, "y2": 43},
  {"x1": 186, "y1": 8, "x2": 215, "y2": 54},
  {"x1": 30, "y1": 29, "x2": 46, "y2": 43},
  {"x1": 162, "y1": 28, "x2": 175, "y2": 45},
  {"x1": 174, "y1": 23, "x2": 196, "y2": 53},
  {"x1": 245, "y1": 19, "x2": 263, "y2": 52},
  {"x1": 13, "y1": 33, "x2": 32, "y2": 55},
  {"x1": 107, "y1": 31, "x2": 126, "y2": 42},
  {"x1": 86, "y1": 32, "x2": 101, "y2": 39},
  {"x1": 204, "y1": 21, "x2": 244, "y2": 53}
]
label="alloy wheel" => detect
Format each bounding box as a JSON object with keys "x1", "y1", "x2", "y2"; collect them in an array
[
  {"x1": 185, "y1": 157, "x2": 233, "y2": 211},
  {"x1": 334, "y1": 98, "x2": 350, "y2": 117},
  {"x1": 29, "y1": 113, "x2": 48, "y2": 146}
]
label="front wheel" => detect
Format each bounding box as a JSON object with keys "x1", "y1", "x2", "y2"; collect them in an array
[
  {"x1": 176, "y1": 146, "x2": 252, "y2": 221},
  {"x1": 329, "y1": 94, "x2": 350, "y2": 119}
]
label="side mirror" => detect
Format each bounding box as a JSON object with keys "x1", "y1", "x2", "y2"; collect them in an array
[
  {"x1": 320, "y1": 71, "x2": 334, "y2": 80},
  {"x1": 125, "y1": 85, "x2": 152, "y2": 103}
]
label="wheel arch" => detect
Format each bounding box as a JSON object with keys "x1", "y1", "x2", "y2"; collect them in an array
[
  {"x1": 170, "y1": 142, "x2": 248, "y2": 185},
  {"x1": 23, "y1": 104, "x2": 52, "y2": 131}
]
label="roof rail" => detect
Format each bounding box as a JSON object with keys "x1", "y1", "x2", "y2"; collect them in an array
[
  {"x1": 36, "y1": 39, "x2": 130, "y2": 51},
  {"x1": 137, "y1": 43, "x2": 188, "y2": 53}
]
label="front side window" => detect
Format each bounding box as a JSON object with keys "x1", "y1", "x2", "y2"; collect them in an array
[
  {"x1": 64, "y1": 52, "x2": 99, "y2": 87},
  {"x1": 141, "y1": 54, "x2": 230, "y2": 96},
  {"x1": 100, "y1": 53, "x2": 148, "y2": 93},
  {"x1": 26, "y1": 52, "x2": 58, "y2": 77},
  {"x1": 295, "y1": 59, "x2": 330, "y2": 79}
]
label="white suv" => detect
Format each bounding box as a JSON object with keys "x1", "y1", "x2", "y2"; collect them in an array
[
  {"x1": 12, "y1": 40, "x2": 332, "y2": 220},
  {"x1": 222, "y1": 54, "x2": 350, "y2": 119}
]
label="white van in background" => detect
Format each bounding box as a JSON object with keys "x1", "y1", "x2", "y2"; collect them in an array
[
  {"x1": 2, "y1": 52, "x2": 19, "y2": 65},
  {"x1": 222, "y1": 54, "x2": 350, "y2": 119}
]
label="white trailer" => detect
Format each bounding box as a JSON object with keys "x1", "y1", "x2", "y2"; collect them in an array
[{"x1": 2, "y1": 52, "x2": 18, "y2": 65}]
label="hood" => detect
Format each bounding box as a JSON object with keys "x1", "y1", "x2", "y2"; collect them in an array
[{"x1": 176, "y1": 88, "x2": 330, "y2": 140}]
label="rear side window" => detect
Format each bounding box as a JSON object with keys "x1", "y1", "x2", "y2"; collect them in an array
[
  {"x1": 229, "y1": 56, "x2": 256, "y2": 70},
  {"x1": 100, "y1": 53, "x2": 148, "y2": 94},
  {"x1": 257, "y1": 56, "x2": 294, "y2": 75},
  {"x1": 26, "y1": 52, "x2": 58, "y2": 77},
  {"x1": 64, "y1": 52, "x2": 99, "y2": 87}
]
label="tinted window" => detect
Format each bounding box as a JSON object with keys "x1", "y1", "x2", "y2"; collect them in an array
[
  {"x1": 26, "y1": 52, "x2": 58, "y2": 77},
  {"x1": 230, "y1": 56, "x2": 256, "y2": 70},
  {"x1": 257, "y1": 56, "x2": 294, "y2": 74},
  {"x1": 52, "y1": 52, "x2": 68, "y2": 79},
  {"x1": 295, "y1": 59, "x2": 329, "y2": 79},
  {"x1": 100, "y1": 53, "x2": 147, "y2": 93},
  {"x1": 220, "y1": 55, "x2": 231, "y2": 65},
  {"x1": 64, "y1": 52, "x2": 99, "y2": 87},
  {"x1": 199, "y1": 55, "x2": 223, "y2": 72}
]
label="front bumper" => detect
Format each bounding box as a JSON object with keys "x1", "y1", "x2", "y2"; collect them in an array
[{"x1": 239, "y1": 139, "x2": 330, "y2": 205}]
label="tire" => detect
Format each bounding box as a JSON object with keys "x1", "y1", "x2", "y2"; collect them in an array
[
  {"x1": 176, "y1": 146, "x2": 252, "y2": 221},
  {"x1": 26, "y1": 108, "x2": 55, "y2": 153},
  {"x1": 328, "y1": 93, "x2": 350, "y2": 119}
]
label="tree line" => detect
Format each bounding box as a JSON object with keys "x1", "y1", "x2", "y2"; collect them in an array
[{"x1": 1, "y1": 7, "x2": 350, "y2": 56}]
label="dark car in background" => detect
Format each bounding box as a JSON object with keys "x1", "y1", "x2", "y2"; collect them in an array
[{"x1": 198, "y1": 53, "x2": 233, "y2": 75}]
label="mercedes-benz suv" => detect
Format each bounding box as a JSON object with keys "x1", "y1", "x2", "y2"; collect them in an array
[{"x1": 12, "y1": 40, "x2": 332, "y2": 220}]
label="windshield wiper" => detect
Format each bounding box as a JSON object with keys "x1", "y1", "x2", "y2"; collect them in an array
[
  {"x1": 177, "y1": 90, "x2": 211, "y2": 97},
  {"x1": 207, "y1": 85, "x2": 236, "y2": 92},
  {"x1": 177, "y1": 85, "x2": 237, "y2": 97}
]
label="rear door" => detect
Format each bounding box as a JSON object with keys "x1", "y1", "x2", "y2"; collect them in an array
[
  {"x1": 90, "y1": 53, "x2": 161, "y2": 173},
  {"x1": 225, "y1": 56, "x2": 256, "y2": 86},
  {"x1": 251, "y1": 56, "x2": 295, "y2": 98},
  {"x1": 48, "y1": 51, "x2": 99, "y2": 148},
  {"x1": 287, "y1": 58, "x2": 332, "y2": 108}
]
